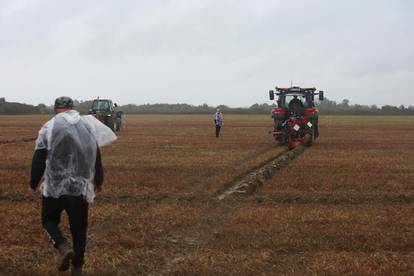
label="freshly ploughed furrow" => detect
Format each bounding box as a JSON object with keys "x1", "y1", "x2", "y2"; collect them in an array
[{"x1": 216, "y1": 146, "x2": 305, "y2": 200}]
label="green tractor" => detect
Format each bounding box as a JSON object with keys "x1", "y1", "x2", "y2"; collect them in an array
[{"x1": 89, "y1": 99, "x2": 123, "y2": 132}]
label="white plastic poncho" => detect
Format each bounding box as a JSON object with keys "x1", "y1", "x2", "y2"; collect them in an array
[
  {"x1": 81, "y1": 115, "x2": 117, "y2": 147},
  {"x1": 35, "y1": 110, "x2": 117, "y2": 203}
]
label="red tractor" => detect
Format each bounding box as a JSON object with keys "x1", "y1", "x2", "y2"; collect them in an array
[{"x1": 269, "y1": 86, "x2": 324, "y2": 150}]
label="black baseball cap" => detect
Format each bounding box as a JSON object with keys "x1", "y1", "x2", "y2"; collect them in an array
[{"x1": 54, "y1": 96, "x2": 74, "y2": 109}]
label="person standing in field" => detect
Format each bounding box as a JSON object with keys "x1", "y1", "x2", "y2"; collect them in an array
[
  {"x1": 28, "y1": 96, "x2": 104, "y2": 276},
  {"x1": 214, "y1": 108, "x2": 223, "y2": 138}
]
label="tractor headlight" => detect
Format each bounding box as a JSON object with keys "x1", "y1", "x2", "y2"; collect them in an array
[
  {"x1": 307, "y1": 122, "x2": 313, "y2": 128},
  {"x1": 293, "y1": 124, "x2": 300, "y2": 131}
]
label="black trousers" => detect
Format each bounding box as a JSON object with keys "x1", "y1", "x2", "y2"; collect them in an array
[
  {"x1": 42, "y1": 195, "x2": 88, "y2": 267},
  {"x1": 215, "y1": 125, "x2": 221, "y2": 137}
]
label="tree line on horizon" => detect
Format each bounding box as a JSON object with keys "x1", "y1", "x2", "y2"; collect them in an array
[{"x1": 1, "y1": 97, "x2": 414, "y2": 116}]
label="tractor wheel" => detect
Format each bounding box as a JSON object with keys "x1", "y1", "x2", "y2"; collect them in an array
[
  {"x1": 314, "y1": 119, "x2": 319, "y2": 138},
  {"x1": 107, "y1": 118, "x2": 115, "y2": 132},
  {"x1": 307, "y1": 129, "x2": 315, "y2": 146},
  {"x1": 106, "y1": 121, "x2": 114, "y2": 132},
  {"x1": 277, "y1": 137, "x2": 287, "y2": 146},
  {"x1": 115, "y1": 119, "x2": 121, "y2": 131},
  {"x1": 276, "y1": 126, "x2": 287, "y2": 145}
]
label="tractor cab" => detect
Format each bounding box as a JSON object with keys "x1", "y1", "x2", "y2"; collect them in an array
[
  {"x1": 91, "y1": 99, "x2": 115, "y2": 113},
  {"x1": 269, "y1": 87, "x2": 324, "y2": 119}
]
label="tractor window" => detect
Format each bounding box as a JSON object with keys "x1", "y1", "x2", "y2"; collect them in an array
[
  {"x1": 92, "y1": 101, "x2": 110, "y2": 111},
  {"x1": 283, "y1": 94, "x2": 307, "y2": 108}
]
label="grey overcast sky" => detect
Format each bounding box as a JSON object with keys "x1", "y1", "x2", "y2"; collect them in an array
[{"x1": 0, "y1": 0, "x2": 413, "y2": 107}]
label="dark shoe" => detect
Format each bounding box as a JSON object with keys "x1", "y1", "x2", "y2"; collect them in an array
[
  {"x1": 57, "y1": 241, "x2": 74, "y2": 272},
  {"x1": 71, "y1": 265, "x2": 82, "y2": 276}
]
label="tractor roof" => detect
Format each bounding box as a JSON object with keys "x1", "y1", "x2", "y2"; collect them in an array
[
  {"x1": 93, "y1": 99, "x2": 112, "y2": 102},
  {"x1": 276, "y1": 86, "x2": 316, "y2": 94}
]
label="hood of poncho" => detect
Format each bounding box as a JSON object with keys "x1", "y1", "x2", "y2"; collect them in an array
[{"x1": 56, "y1": 110, "x2": 81, "y2": 125}]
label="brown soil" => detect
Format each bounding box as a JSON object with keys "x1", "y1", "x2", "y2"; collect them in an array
[{"x1": 1, "y1": 115, "x2": 414, "y2": 275}]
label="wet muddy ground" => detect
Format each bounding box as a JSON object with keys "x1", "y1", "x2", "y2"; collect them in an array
[{"x1": 1, "y1": 115, "x2": 414, "y2": 275}]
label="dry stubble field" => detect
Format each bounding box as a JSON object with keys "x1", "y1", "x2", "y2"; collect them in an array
[{"x1": 1, "y1": 114, "x2": 414, "y2": 275}]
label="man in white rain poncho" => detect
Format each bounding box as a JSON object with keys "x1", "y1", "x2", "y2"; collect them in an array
[{"x1": 28, "y1": 96, "x2": 115, "y2": 276}]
